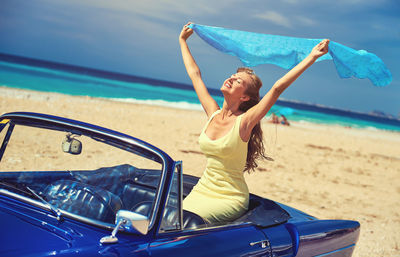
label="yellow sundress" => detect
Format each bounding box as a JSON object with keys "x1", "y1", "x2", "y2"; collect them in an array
[{"x1": 183, "y1": 110, "x2": 249, "y2": 224}]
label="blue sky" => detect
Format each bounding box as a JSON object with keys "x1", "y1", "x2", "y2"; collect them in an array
[{"x1": 1, "y1": 0, "x2": 399, "y2": 116}]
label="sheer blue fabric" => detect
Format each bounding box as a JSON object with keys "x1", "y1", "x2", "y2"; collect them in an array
[{"x1": 188, "y1": 24, "x2": 392, "y2": 86}]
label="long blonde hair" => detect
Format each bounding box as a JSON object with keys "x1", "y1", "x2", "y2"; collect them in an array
[{"x1": 237, "y1": 67, "x2": 268, "y2": 173}]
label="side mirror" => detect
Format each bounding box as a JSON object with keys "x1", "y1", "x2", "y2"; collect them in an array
[{"x1": 100, "y1": 210, "x2": 149, "y2": 244}]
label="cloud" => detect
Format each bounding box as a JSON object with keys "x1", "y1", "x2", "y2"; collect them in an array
[
  {"x1": 68, "y1": 0, "x2": 230, "y2": 24},
  {"x1": 281, "y1": 0, "x2": 299, "y2": 4},
  {"x1": 295, "y1": 16, "x2": 316, "y2": 26},
  {"x1": 280, "y1": 0, "x2": 389, "y2": 5},
  {"x1": 253, "y1": 11, "x2": 292, "y2": 28}
]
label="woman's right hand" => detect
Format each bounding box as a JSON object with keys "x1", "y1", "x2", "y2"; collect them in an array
[{"x1": 179, "y1": 22, "x2": 194, "y2": 42}]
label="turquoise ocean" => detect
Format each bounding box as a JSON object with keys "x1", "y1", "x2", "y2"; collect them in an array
[{"x1": 1, "y1": 53, "x2": 399, "y2": 132}]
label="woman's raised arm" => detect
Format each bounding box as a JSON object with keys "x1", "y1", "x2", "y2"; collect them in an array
[
  {"x1": 241, "y1": 39, "x2": 330, "y2": 139},
  {"x1": 179, "y1": 23, "x2": 219, "y2": 117}
]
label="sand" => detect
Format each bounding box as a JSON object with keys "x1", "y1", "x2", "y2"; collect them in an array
[{"x1": 1, "y1": 86, "x2": 399, "y2": 256}]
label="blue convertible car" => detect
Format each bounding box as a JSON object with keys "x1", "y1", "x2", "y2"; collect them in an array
[{"x1": 0, "y1": 112, "x2": 360, "y2": 257}]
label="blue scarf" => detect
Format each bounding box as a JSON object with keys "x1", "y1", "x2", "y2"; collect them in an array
[{"x1": 188, "y1": 24, "x2": 391, "y2": 86}]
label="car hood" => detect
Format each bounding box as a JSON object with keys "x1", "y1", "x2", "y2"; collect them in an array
[
  {"x1": 0, "y1": 197, "x2": 109, "y2": 256},
  {"x1": 0, "y1": 203, "x2": 81, "y2": 255},
  {"x1": 0, "y1": 196, "x2": 151, "y2": 257}
]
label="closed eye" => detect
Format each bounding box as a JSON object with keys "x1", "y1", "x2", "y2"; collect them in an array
[{"x1": 230, "y1": 74, "x2": 243, "y2": 84}]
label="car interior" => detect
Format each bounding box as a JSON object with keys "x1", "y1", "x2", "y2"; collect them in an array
[
  {"x1": 0, "y1": 120, "x2": 290, "y2": 234},
  {"x1": 0, "y1": 163, "x2": 290, "y2": 232}
]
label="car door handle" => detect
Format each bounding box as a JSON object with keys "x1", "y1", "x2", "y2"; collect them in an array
[{"x1": 250, "y1": 239, "x2": 270, "y2": 248}]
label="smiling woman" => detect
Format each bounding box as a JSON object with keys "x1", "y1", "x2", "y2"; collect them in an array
[{"x1": 178, "y1": 22, "x2": 330, "y2": 225}]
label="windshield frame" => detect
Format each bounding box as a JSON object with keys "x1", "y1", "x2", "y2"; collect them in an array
[{"x1": 0, "y1": 112, "x2": 173, "y2": 232}]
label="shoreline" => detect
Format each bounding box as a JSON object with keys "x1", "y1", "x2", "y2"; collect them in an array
[
  {"x1": 1, "y1": 86, "x2": 399, "y2": 134},
  {"x1": 1, "y1": 86, "x2": 400, "y2": 256}
]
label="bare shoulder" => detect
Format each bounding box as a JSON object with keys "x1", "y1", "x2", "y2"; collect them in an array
[{"x1": 205, "y1": 106, "x2": 221, "y2": 119}]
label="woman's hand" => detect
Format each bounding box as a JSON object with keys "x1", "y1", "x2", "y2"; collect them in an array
[
  {"x1": 179, "y1": 22, "x2": 194, "y2": 42},
  {"x1": 310, "y1": 39, "x2": 330, "y2": 59}
]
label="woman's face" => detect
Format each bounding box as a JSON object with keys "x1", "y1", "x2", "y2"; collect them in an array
[{"x1": 221, "y1": 72, "x2": 253, "y2": 99}]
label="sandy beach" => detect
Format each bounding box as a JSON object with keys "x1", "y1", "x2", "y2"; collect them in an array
[{"x1": 1, "y1": 86, "x2": 399, "y2": 256}]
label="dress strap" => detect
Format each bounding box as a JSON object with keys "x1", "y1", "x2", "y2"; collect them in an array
[
  {"x1": 201, "y1": 109, "x2": 221, "y2": 134},
  {"x1": 208, "y1": 109, "x2": 221, "y2": 120}
]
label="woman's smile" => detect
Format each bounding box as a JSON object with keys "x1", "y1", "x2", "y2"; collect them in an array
[{"x1": 224, "y1": 81, "x2": 232, "y2": 88}]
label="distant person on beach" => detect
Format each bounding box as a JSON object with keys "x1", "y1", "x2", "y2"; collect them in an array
[
  {"x1": 280, "y1": 114, "x2": 290, "y2": 126},
  {"x1": 179, "y1": 22, "x2": 329, "y2": 224},
  {"x1": 269, "y1": 113, "x2": 280, "y2": 124},
  {"x1": 268, "y1": 113, "x2": 290, "y2": 126}
]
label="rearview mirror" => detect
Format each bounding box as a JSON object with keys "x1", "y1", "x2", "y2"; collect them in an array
[
  {"x1": 100, "y1": 210, "x2": 149, "y2": 244},
  {"x1": 62, "y1": 133, "x2": 82, "y2": 155}
]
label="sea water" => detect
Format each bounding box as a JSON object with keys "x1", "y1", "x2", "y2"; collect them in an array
[{"x1": 0, "y1": 54, "x2": 399, "y2": 132}]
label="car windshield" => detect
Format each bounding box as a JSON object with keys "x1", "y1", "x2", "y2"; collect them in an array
[{"x1": 0, "y1": 119, "x2": 164, "y2": 227}]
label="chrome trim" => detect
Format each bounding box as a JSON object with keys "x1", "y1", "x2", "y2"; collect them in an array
[
  {"x1": 0, "y1": 113, "x2": 171, "y2": 232},
  {"x1": 250, "y1": 239, "x2": 269, "y2": 248},
  {"x1": 26, "y1": 186, "x2": 62, "y2": 221},
  {"x1": 176, "y1": 161, "x2": 183, "y2": 230},
  {"x1": 314, "y1": 244, "x2": 355, "y2": 257},
  {"x1": 158, "y1": 161, "x2": 181, "y2": 233},
  {"x1": 159, "y1": 221, "x2": 255, "y2": 237},
  {"x1": 100, "y1": 219, "x2": 124, "y2": 244}
]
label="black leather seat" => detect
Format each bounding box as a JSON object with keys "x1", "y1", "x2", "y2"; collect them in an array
[
  {"x1": 182, "y1": 210, "x2": 207, "y2": 229},
  {"x1": 44, "y1": 179, "x2": 123, "y2": 224},
  {"x1": 120, "y1": 182, "x2": 207, "y2": 230},
  {"x1": 121, "y1": 184, "x2": 156, "y2": 210},
  {"x1": 130, "y1": 201, "x2": 154, "y2": 215},
  {"x1": 131, "y1": 201, "x2": 207, "y2": 229}
]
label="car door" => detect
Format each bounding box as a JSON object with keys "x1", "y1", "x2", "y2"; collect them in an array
[
  {"x1": 147, "y1": 162, "x2": 271, "y2": 257},
  {"x1": 261, "y1": 225, "x2": 296, "y2": 257},
  {"x1": 149, "y1": 225, "x2": 271, "y2": 257}
]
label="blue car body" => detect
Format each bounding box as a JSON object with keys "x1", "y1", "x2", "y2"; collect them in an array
[{"x1": 0, "y1": 112, "x2": 360, "y2": 257}]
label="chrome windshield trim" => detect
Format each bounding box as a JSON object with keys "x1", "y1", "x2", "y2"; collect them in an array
[
  {"x1": 0, "y1": 113, "x2": 171, "y2": 232},
  {"x1": 26, "y1": 186, "x2": 62, "y2": 221},
  {"x1": 177, "y1": 161, "x2": 183, "y2": 230},
  {"x1": 0, "y1": 189, "x2": 115, "y2": 229},
  {"x1": 158, "y1": 161, "x2": 179, "y2": 233}
]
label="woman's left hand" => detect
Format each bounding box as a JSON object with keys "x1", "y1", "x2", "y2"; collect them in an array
[{"x1": 310, "y1": 39, "x2": 330, "y2": 59}]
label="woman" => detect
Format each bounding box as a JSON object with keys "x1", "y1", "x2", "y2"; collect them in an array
[{"x1": 179, "y1": 22, "x2": 329, "y2": 224}]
